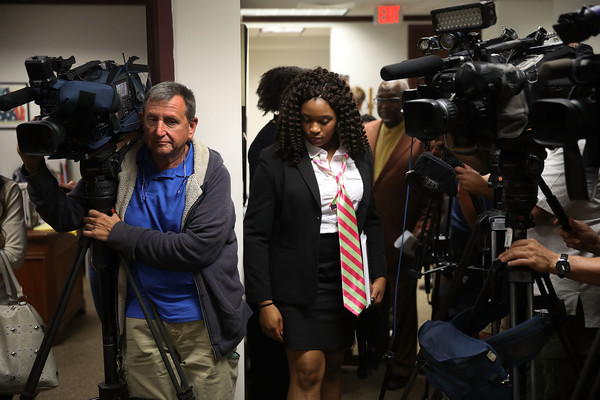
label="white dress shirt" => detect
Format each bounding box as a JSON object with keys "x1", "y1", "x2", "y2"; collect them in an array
[{"x1": 305, "y1": 141, "x2": 364, "y2": 234}]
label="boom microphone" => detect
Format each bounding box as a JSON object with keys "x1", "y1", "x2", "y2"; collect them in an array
[
  {"x1": 0, "y1": 86, "x2": 36, "y2": 112},
  {"x1": 380, "y1": 55, "x2": 466, "y2": 81}
]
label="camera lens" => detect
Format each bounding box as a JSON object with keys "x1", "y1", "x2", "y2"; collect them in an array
[
  {"x1": 404, "y1": 98, "x2": 459, "y2": 140},
  {"x1": 17, "y1": 117, "x2": 65, "y2": 156},
  {"x1": 440, "y1": 33, "x2": 459, "y2": 50}
]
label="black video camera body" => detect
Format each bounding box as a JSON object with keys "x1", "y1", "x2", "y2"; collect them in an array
[
  {"x1": 0, "y1": 55, "x2": 151, "y2": 160},
  {"x1": 381, "y1": 1, "x2": 568, "y2": 154}
]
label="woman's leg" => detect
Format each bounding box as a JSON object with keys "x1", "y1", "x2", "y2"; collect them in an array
[
  {"x1": 321, "y1": 349, "x2": 345, "y2": 400},
  {"x1": 286, "y1": 349, "x2": 326, "y2": 400}
]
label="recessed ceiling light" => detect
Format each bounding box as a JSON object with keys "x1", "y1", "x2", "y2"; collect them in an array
[
  {"x1": 241, "y1": 8, "x2": 349, "y2": 17},
  {"x1": 260, "y1": 26, "x2": 305, "y2": 34}
]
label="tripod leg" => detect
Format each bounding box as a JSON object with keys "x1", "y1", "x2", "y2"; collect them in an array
[
  {"x1": 91, "y1": 240, "x2": 129, "y2": 400},
  {"x1": 20, "y1": 236, "x2": 91, "y2": 400},
  {"x1": 432, "y1": 213, "x2": 485, "y2": 321},
  {"x1": 123, "y1": 263, "x2": 195, "y2": 400},
  {"x1": 380, "y1": 197, "x2": 441, "y2": 399}
]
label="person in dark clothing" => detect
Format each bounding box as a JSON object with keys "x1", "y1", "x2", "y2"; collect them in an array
[
  {"x1": 245, "y1": 67, "x2": 387, "y2": 399},
  {"x1": 246, "y1": 65, "x2": 306, "y2": 400},
  {"x1": 248, "y1": 66, "x2": 307, "y2": 184}
]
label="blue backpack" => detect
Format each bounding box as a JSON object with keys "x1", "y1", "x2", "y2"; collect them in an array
[{"x1": 418, "y1": 306, "x2": 554, "y2": 399}]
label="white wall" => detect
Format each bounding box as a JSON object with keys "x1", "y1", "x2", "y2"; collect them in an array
[
  {"x1": 246, "y1": 31, "x2": 330, "y2": 154},
  {"x1": 170, "y1": 1, "x2": 246, "y2": 399},
  {"x1": 0, "y1": 4, "x2": 147, "y2": 179},
  {"x1": 330, "y1": 22, "x2": 406, "y2": 115}
]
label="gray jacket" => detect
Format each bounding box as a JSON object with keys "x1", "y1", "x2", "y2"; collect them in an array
[{"x1": 25, "y1": 135, "x2": 251, "y2": 360}]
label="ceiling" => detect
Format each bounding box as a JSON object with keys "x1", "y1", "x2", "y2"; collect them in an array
[
  {"x1": 241, "y1": 0, "x2": 443, "y2": 38},
  {"x1": 240, "y1": 0, "x2": 444, "y2": 18}
]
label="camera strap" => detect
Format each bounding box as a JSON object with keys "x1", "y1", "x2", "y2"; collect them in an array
[{"x1": 563, "y1": 143, "x2": 590, "y2": 200}]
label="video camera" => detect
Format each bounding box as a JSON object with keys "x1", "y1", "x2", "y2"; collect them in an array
[
  {"x1": 0, "y1": 55, "x2": 151, "y2": 160},
  {"x1": 381, "y1": 1, "x2": 568, "y2": 152},
  {"x1": 529, "y1": 5, "x2": 600, "y2": 200},
  {"x1": 381, "y1": 1, "x2": 600, "y2": 227}
]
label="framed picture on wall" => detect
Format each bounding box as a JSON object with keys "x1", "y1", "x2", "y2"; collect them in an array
[{"x1": 0, "y1": 82, "x2": 30, "y2": 129}]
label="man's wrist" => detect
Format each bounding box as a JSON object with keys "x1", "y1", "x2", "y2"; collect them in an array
[{"x1": 555, "y1": 253, "x2": 570, "y2": 278}]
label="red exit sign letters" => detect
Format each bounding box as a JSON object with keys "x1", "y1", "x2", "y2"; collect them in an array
[{"x1": 377, "y1": 5, "x2": 401, "y2": 24}]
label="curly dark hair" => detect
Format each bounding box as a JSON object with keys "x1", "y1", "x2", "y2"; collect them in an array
[
  {"x1": 256, "y1": 66, "x2": 307, "y2": 115},
  {"x1": 276, "y1": 67, "x2": 370, "y2": 165}
]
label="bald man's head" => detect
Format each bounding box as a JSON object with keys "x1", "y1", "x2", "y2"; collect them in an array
[{"x1": 376, "y1": 79, "x2": 409, "y2": 128}]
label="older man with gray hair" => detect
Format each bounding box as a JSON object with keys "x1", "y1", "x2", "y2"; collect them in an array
[{"x1": 18, "y1": 81, "x2": 251, "y2": 400}]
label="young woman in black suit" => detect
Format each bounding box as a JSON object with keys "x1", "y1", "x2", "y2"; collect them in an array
[{"x1": 244, "y1": 67, "x2": 387, "y2": 399}]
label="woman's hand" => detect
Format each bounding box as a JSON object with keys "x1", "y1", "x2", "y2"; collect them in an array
[
  {"x1": 82, "y1": 209, "x2": 121, "y2": 242},
  {"x1": 259, "y1": 303, "x2": 284, "y2": 342},
  {"x1": 369, "y1": 276, "x2": 386, "y2": 305}
]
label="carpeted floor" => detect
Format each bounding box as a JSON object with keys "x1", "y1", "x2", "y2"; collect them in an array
[
  {"x1": 33, "y1": 276, "x2": 104, "y2": 400},
  {"x1": 23, "y1": 276, "x2": 431, "y2": 400}
]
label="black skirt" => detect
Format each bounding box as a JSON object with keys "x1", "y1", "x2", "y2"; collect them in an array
[{"x1": 278, "y1": 233, "x2": 357, "y2": 350}]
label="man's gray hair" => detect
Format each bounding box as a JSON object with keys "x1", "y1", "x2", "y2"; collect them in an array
[{"x1": 144, "y1": 81, "x2": 196, "y2": 122}]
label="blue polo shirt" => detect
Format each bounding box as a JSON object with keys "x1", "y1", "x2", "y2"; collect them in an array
[{"x1": 124, "y1": 143, "x2": 203, "y2": 323}]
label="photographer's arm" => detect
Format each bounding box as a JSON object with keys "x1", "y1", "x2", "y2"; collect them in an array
[
  {"x1": 455, "y1": 164, "x2": 493, "y2": 199},
  {"x1": 106, "y1": 158, "x2": 235, "y2": 272},
  {"x1": 17, "y1": 146, "x2": 44, "y2": 176},
  {"x1": 556, "y1": 217, "x2": 600, "y2": 256},
  {"x1": 498, "y1": 238, "x2": 600, "y2": 285},
  {"x1": 17, "y1": 146, "x2": 89, "y2": 231}
]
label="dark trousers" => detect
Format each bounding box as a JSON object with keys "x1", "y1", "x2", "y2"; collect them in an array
[
  {"x1": 246, "y1": 304, "x2": 289, "y2": 399},
  {"x1": 534, "y1": 301, "x2": 597, "y2": 400}
]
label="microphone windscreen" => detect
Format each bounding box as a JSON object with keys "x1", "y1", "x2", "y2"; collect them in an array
[
  {"x1": 381, "y1": 55, "x2": 444, "y2": 81},
  {"x1": 0, "y1": 86, "x2": 36, "y2": 112}
]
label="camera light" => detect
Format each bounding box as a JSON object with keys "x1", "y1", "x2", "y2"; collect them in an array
[
  {"x1": 418, "y1": 36, "x2": 440, "y2": 52},
  {"x1": 431, "y1": 1, "x2": 497, "y2": 34}
]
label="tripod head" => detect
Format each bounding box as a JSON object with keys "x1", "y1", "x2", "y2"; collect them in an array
[
  {"x1": 486, "y1": 137, "x2": 546, "y2": 240},
  {"x1": 79, "y1": 141, "x2": 121, "y2": 214}
]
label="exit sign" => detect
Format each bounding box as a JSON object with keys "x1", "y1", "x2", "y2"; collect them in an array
[{"x1": 377, "y1": 5, "x2": 401, "y2": 24}]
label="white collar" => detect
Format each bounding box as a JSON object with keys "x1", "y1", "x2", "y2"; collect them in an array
[{"x1": 304, "y1": 140, "x2": 347, "y2": 159}]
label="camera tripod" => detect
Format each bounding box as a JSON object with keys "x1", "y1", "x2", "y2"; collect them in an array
[
  {"x1": 18, "y1": 144, "x2": 195, "y2": 400},
  {"x1": 377, "y1": 156, "x2": 456, "y2": 400},
  {"x1": 390, "y1": 147, "x2": 581, "y2": 400}
]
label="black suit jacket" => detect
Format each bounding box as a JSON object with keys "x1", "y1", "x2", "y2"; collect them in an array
[{"x1": 244, "y1": 145, "x2": 386, "y2": 305}]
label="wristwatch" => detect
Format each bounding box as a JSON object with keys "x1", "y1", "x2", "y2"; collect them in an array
[{"x1": 555, "y1": 253, "x2": 570, "y2": 278}]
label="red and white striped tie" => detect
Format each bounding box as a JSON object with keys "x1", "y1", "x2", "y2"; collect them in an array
[{"x1": 313, "y1": 153, "x2": 367, "y2": 316}]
